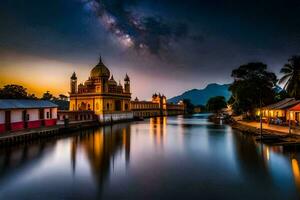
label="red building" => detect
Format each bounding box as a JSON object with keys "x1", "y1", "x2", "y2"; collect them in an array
[{"x1": 0, "y1": 100, "x2": 58, "y2": 133}]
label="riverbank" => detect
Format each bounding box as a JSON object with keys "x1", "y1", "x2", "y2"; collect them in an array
[
  {"x1": 230, "y1": 120, "x2": 300, "y2": 147},
  {"x1": 0, "y1": 120, "x2": 98, "y2": 146}
]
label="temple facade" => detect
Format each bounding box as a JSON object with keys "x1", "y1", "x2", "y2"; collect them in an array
[{"x1": 69, "y1": 57, "x2": 133, "y2": 123}]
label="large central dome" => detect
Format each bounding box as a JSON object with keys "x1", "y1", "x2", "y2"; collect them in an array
[{"x1": 90, "y1": 57, "x2": 110, "y2": 78}]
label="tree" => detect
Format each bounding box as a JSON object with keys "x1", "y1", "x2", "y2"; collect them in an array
[
  {"x1": 275, "y1": 90, "x2": 290, "y2": 102},
  {"x1": 59, "y1": 94, "x2": 68, "y2": 101},
  {"x1": 183, "y1": 99, "x2": 194, "y2": 114},
  {"x1": 206, "y1": 96, "x2": 227, "y2": 113},
  {"x1": 0, "y1": 84, "x2": 33, "y2": 99},
  {"x1": 229, "y1": 62, "x2": 277, "y2": 115},
  {"x1": 279, "y1": 55, "x2": 300, "y2": 99},
  {"x1": 41, "y1": 91, "x2": 54, "y2": 100}
]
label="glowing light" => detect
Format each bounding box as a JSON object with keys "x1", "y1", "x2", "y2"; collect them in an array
[
  {"x1": 266, "y1": 147, "x2": 270, "y2": 161},
  {"x1": 292, "y1": 159, "x2": 300, "y2": 177},
  {"x1": 292, "y1": 158, "x2": 300, "y2": 189}
]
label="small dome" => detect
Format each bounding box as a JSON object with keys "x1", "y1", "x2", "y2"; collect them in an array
[{"x1": 90, "y1": 57, "x2": 110, "y2": 78}]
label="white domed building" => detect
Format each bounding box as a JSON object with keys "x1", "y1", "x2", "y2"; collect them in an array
[{"x1": 69, "y1": 57, "x2": 133, "y2": 123}]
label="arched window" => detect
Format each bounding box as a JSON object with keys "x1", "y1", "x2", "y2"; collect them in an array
[
  {"x1": 125, "y1": 103, "x2": 129, "y2": 111},
  {"x1": 107, "y1": 103, "x2": 110, "y2": 110}
]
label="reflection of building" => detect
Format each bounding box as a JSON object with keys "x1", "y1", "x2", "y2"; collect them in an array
[
  {"x1": 69, "y1": 57, "x2": 133, "y2": 123},
  {"x1": 71, "y1": 124, "x2": 131, "y2": 188},
  {"x1": 149, "y1": 117, "x2": 167, "y2": 146},
  {"x1": 131, "y1": 94, "x2": 185, "y2": 118},
  {"x1": 0, "y1": 100, "x2": 58, "y2": 133},
  {"x1": 0, "y1": 142, "x2": 55, "y2": 184}
]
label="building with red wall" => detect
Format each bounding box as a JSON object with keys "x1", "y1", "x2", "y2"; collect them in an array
[{"x1": 0, "y1": 100, "x2": 58, "y2": 133}]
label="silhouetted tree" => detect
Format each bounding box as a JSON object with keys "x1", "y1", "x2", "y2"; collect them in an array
[
  {"x1": 206, "y1": 96, "x2": 227, "y2": 113},
  {"x1": 279, "y1": 55, "x2": 300, "y2": 99},
  {"x1": 275, "y1": 90, "x2": 290, "y2": 102},
  {"x1": 59, "y1": 94, "x2": 68, "y2": 101},
  {"x1": 183, "y1": 99, "x2": 194, "y2": 114},
  {"x1": 229, "y1": 62, "x2": 277, "y2": 115},
  {"x1": 41, "y1": 91, "x2": 54, "y2": 100},
  {"x1": 0, "y1": 84, "x2": 34, "y2": 99}
]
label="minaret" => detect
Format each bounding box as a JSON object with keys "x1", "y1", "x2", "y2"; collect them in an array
[
  {"x1": 70, "y1": 72, "x2": 77, "y2": 94},
  {"x1": 124, "y1": 73, "x2": 130, "y2": 93}
]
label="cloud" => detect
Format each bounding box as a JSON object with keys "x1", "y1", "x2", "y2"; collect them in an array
[{"x1": 81, "y1": 0, "x2": 193, "y2": 55}]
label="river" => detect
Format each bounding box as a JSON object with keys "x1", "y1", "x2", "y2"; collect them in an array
[{"x1": 0, "y1": 114, "x2": 300, "y2": 199}]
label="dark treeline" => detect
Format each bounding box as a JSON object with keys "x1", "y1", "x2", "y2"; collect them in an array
[{"x1": 0, "y1": 84, "x2": 69, "y2": 110}]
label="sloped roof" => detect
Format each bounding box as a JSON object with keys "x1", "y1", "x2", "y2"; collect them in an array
[
  {"x1": 289, "y1": 103, "x2": 300, "y2": 111},
  {"x1": 276, "y1": 100, "x2": 300, "y2": 109},
  {"x1": 263, "y1": 98, "x2": 300, "y2": 110},
  {"x1": 0, "y1": 99, "x2": 58, "y2": 109},
  {"x1": 264, "y1": 98, "x2": 295, "y2": 109}
]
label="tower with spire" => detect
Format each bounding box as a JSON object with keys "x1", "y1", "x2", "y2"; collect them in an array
[
  {"x1": 124, "y1": 73, "x2": 130, "y2": 94},
  {"x1": 70, "y1": 72, "x2": 77, "y2": 94}
]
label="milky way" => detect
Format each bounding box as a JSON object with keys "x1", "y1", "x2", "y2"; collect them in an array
[{"x1": 81, "y1": 0, "x2": 191, "y2": 55}]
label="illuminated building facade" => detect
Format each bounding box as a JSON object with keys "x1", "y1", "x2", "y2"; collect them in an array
[
  {"x1": 256, "y1": 98, "x2": 300, "y2": 123},
  {"x1": 69, "y1": 57, "x2": 133, "y2": 123},
  {"x1": 131, "y1": 94, "x2": 185, "y2": 118}
]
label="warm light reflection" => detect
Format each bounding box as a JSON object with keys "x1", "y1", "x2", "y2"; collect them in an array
[
  {"x1": 69, "y1": 125, "x2": 131, "y2": 186},
  {"x1": 292, "y1": 158, "x2": 300, "y2": 189},
  {"x1": 266, "y1": 146, "x2": 270, "y2": 161},
  {"x1": 149, "y1": 117, "x2": 167, "y2": 146}
]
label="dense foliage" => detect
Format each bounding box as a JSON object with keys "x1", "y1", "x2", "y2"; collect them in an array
[
  {"x1": 228, "y1": 62, "x2": 277, "y2": 115},
  {"x1": 0, "y1": 84, "x2": 36, "y2": 99},
  {"x1": 279, "y1": 55, "x2": 300, "y2": 99},
  {"x1": 206, "y1": 96, "x2": 227, "y2": 113}
]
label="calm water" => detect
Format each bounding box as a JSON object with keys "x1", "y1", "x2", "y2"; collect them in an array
[{"x1": 1, "y1": 114, "x2": 300, "y2": 200}]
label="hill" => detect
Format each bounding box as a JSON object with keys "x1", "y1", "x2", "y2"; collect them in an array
[{"x1": 168, "y1": 83, "x2": 231, "y2": 105}]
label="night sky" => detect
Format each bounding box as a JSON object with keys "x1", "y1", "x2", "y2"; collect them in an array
[{"x1": 1, "y1": 0, "x2": 300, "y2": 99}]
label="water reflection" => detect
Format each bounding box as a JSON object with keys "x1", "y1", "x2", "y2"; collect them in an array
[
  {"x1": 0, "y1": 142, "x2": 55, "y2": 185},
  {"x1": 1, "y1": 115, "x2": 300, "y2": 199},
  {"x1": 71, "y1": 124, "x2": 131, "y2": 191},
  {"x1": 149, "y1": 117, "x2": 167, "y2": 146},
  {"x1": 292, "y1": 157, "x2": 300, "y2": 190}
]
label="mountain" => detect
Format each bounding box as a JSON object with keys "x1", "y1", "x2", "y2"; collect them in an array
[{"x1": 168, "y1": 83, "x2": 231, "y2": 105}]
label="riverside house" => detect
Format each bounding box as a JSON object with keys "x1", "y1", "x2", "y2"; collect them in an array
[
  {"x1": 0, "y1": 100, "x2": 58, "y2": 133},
  {"x1": 256, "y1": 98, "x2": 300, "y2": 124}
]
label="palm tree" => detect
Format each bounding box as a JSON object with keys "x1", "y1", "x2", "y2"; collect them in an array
[{"x1": 279, "y1": 55, "x2": 300, "y2": 99}]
